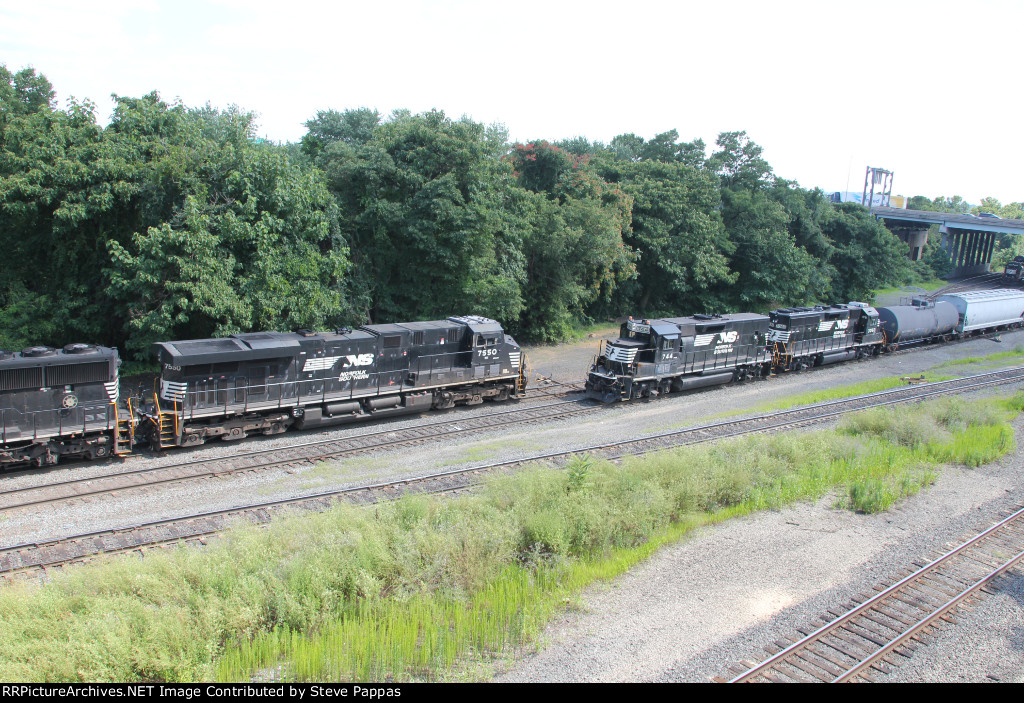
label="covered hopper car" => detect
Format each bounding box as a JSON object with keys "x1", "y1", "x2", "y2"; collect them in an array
[{"x1": 936, "y1": 290, "x2": 1024, "y2": 335}]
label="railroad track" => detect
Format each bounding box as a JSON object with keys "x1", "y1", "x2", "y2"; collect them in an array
[
  {"x1": 721, "y1": 504, "x2": 1024, "y2": 683},
  {"x1": 0, "y1": 397, "x2": 598, "y2": 514},
  {"x1": 3, "y1": 366, "x2": 1023, "y2": 582},
  {"x1": 924, "y1": 273, "x2": 1005, "y2": 299}
]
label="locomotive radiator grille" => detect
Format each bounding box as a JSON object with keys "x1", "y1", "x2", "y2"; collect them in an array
[{"x1": 160, "y1": 380, "x2": 187, "y2": 402}]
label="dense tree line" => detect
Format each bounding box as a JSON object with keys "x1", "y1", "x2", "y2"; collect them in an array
[{"x1": 2, "y1": 65, "x2": 956, "y2": 361}]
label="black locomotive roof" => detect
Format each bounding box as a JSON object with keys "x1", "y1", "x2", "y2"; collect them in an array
[
  {"x1": 662, "y1": 312, "x2": 769, "y2": 325},
  {"x1": 360, "y1": 323, "x2": 409, "y2": 336},
  {"x1": 773, "y1": 304, "x2": 849, "y2": 315},
  {"x1": 649, "y1": 321, "x2": 681, "y2": 337},
  {"x1": 154, "y1": 330, "x2": 376, "y2": 364},
  {"x1": 0, "y1": 344, "x2": 118, "y2": 369},
  {"x1": 393, "y1": 320, "x2": 457, "y2": 333},
  {"x1": 447, "y1": 315, "x2": 504, "y2": 334}
]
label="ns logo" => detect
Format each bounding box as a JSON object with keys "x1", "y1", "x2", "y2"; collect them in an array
[
  {"x1": 719, "y1": 331, "x2": 740, "y2": 344},
  {"x1": 344, "y1": 354, "x2": 374, "y2": 367}
]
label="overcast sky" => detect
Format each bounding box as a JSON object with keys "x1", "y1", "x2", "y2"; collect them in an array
[{"x1": 2, "y1": 0, "x2": 1020, "y2": 203}]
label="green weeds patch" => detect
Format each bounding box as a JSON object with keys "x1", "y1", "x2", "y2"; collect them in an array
[
  {"x1": 1, "y1": 394, "x2": 1020, "y2": 682},
  {"x1": 932, "y1": 344, "x2": 1024, "y2": 371}
]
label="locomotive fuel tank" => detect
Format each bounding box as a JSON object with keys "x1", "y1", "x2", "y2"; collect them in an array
[{"x1": 876, "y1": 299, "x2": 958, "y2": 344}]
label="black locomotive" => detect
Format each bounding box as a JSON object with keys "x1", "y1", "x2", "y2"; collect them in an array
[
  {"x1": 0, "y1": 344, "x2": 130, "y2": 466},
  {"x1": 1004, "y1": 255, "x2": 1024, "y2": 283},
  {"x1": 586, "y1": 313, "x2": 772, "y2": 402},
  {"x1": 767, "y1": 302, "x2": 883, "y2": 371},
  {"x1": 143, "y1": 316, "x2": 526, "y2": 448}
]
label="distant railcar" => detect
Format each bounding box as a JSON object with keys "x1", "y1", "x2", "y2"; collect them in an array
[{"x1": 1003, "y1": 256, "x2": 1024, "y2": 283}]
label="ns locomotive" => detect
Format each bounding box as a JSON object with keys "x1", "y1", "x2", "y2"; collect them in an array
[
  {"x1": 144, "y1": 316, "x2": 526, "y2": 449},
  {"x1": 0, "y1": 344, "x2": 131, "y2": 466},
  {"x1": 1, "y1": 315, "x2": 526, "y2": 467}
]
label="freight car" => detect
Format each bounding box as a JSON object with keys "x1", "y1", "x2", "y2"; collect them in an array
[
  {"x1": 0, "y1": 344, "x2": 131, "y2": 467},
  {"x1": 936, "y1": 290, "x2": 1024, "y2": 335},
  {"x1": 143, "y1": 316, "x2": 526, "y2": 448},
  {"x1": 877, "y1": 299, "x2": 959, "y2": 348}
]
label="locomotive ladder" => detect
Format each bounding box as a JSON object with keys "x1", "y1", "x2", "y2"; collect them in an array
[
  {"x1": 516, "y1": 353, "x2": 530, "y2": 394},
  {"x1": 154, "y1": 393, "x2": 180, "y2": 449},
  {"x1": 771, "y1": 342, "x2": 791, "y2": 371},
  {"x1": 113, "y1": 398, "x2": 134, "y2": 456}
]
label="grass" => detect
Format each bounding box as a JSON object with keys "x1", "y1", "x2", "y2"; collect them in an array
[
  {"x1": 695, "y1": 372, "x2": 958, "y2": 425},
  {"x1": 746, "y1": 372, "x2": 959, "y2": 413},
  {"x1": 873, "y1": 278, "x2": 947, "y2": 296},
  {"x1": 0, "y1": 393, "x2": 1020, "y2": 682},
  {"x1": 931, "y1": 344, "x2": 1024, "y2": 371}
]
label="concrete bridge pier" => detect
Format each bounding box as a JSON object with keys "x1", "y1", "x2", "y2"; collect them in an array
[
  {"x1": 941, "y1": 228, "x2": 995, "y2": 277},
  {"x1": 887, "y1": 226, "x2": 929, "y2": 260}
]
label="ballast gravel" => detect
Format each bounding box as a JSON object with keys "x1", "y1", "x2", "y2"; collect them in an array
[{"x1": 2, "y1": 324, "x2": 1024, "y2": 683}]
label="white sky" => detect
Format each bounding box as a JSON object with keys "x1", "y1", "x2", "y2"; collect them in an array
[{"x1": 1, "y1": 0, "x2": 1020, "y2": 203}]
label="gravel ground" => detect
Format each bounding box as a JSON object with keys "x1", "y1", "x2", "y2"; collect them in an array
[{"x1": 2, "y1": 323, "x2": 1023, "y2": 683}]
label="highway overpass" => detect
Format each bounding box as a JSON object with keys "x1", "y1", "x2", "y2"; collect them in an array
[{"x1": 871, "y1": 207, "x2": 1024, "y2": 277}]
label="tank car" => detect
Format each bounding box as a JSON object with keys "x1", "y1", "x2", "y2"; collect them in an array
[
  {"x1": 876, "y1": 299, "x2": 959, "y2": 347},
  {"x1": 145, "y1": 316, "x2": 526, "y2": 448},
  {"x1": 585, "y1": 313, "x2": 771, "y2": 402},
  {"x1": 0, "y1": 344, "x2": 129, "y2": 467},
  {"x1": 767, "y1": 303, "x2": 883, "y2": 371},
  {"x1": 935, "y1": 290, "x2": 1024, "y2": 335}
]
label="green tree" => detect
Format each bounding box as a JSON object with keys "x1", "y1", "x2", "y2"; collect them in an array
[
  {"x1": 823, "y1": 203, "x2": 910, "y2": 302},
  {"x1": 0, "y1": 90, "x2": 138, "y2": 349},
  {"x1": 594, "y1": 157, "x2": 733, "y2": 315},
  {"x1": 105, "y1": 99, "x2": 349, "y2": 356},
  {"x1": 707, "y1": 131, "x2": 773, "y2": 191},
  {"x1": 314, "y1": 109, "x2": 528, "y2": 325},
  {"x1": 717, "y1": 188, "x2": 819, "y2": 309},
  {"x1": 506, "y1": 140, "x2": 636, "y2": 339},
  {"x1": 300, "y1": 107, "x2": 381, "y2": 159}
]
